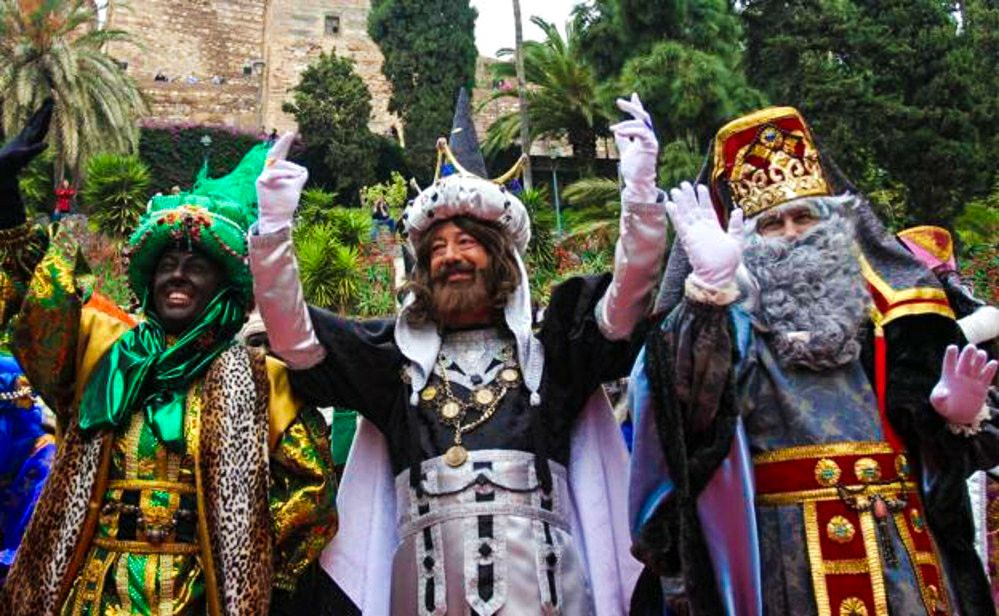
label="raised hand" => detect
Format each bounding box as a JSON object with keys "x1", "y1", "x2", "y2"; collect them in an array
[
  {"x1": 665, "y1": 182, "x2": 744, "y2": 289},
  {"x1": 0, "y1": 99, "x2": 55, "y2": 228},
  {"x1": 255, "y1": 133, "x2": 308, "y2": 234},
  {"x1": 611, "y1": 93, "x2": 659, "y2": 204},
  {"x1": 930, "y1": 344, "x2": 997, "y2": 430},
  {"x1": 0, "y1": 99, "x2": 54, "y2": 176}
]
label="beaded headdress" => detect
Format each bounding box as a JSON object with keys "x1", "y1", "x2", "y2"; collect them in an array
[{"x1": 125, "y1": 143, "x2": 269, "y2": 307}]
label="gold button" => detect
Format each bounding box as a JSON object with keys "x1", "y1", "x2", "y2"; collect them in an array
[
  {"x1": 854, "y1": 457, "x2": 882, "y2": 483},
  {"x1": 814, "y1": 458, "x2": 842, "y2": 487},
  {"x1": 826, "y1": 515, "x2": 856, "y2": 544},
  {"x1": 420, "y1": 386, "x2": 438, "y2": 402},
  {"x1": 839, "y1": 597, "x2": 868, "y2": 616}
]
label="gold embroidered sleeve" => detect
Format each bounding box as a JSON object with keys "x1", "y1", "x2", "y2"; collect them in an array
[
  {"x1": 0, "y1": 222, "x2": 49, "y2": 336},
  {"x1": 2, "y1": 222, "x2": 130, "y2": 418},
  {"x1": 268, "y1": 405, "x2": 338, "y2": 591},
  {"x1": 3, "y1": 222, "x2": 86, "y2": 414}
]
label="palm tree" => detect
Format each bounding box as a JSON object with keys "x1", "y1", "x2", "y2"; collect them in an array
[
  {"x1": 0, "y1": 0, "x2": 146, "y2": 186},
  {"x1": 483, "y1": 16, "x2": 610, "y2": 167},
  {"x1": 511, "y1": 0, "x2": 532, "y2": 189}
]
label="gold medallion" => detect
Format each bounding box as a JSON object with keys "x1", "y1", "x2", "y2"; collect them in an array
[
  {"x1": 474, "y1": 388, "x2": 496, "y2": 405},
  {"x1": 814, "y1": 458, "x2": 842, "y2": 487},
  {"x1": 444, "y1": 445, "x2": 468, "y2": 467},
  {"x1": 826, "y1": 515, "x2": 856, "y2": 544},
  {"x1": 853, "y1": 458, "x2": 882, "y2": 483},
  {"x1": 420, "y1": 386, "x2": 438, "y2": 402},
  {"x1": 441, "y1": 401, "x2": 462, "y2": 420},
  {"x1": 500, "y1": 368, "x2": 519, "y2": 383}
]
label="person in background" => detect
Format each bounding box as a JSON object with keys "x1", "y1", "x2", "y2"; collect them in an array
[
  {"x1": 52, "y1": 179, "x2": 74, "y2": 221},
  {"x1": 369, "y1": 195, "x2": 395, "y2": 241}
]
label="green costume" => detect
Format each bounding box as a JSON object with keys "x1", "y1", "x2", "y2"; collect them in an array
[{"x1": 0, "y1": 143, "x2": 337, "y2": 616}]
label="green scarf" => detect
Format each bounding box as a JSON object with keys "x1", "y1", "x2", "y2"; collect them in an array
[{"x1": 79, "y1": 288, "x2": 246, "y2": 452}]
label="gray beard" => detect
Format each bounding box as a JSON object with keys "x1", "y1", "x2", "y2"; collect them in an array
[{"x1": 743, "y1": 215, "x2": 870, "y2": 371}]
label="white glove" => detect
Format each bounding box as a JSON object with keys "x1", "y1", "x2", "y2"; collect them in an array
[
  {"x1": 930, "y1": 344, "x2": 997, "y2": 428},
  {"x1": 256, "y1": 133, "x2": 308, "y2": 234},
  {"x1": 665, "y1": 182, "x2": 745, "y2": 289},
  {"x1": 612, "y1": 93, "x2": 659, "y2": 204},
  {"x1": 958, "y1": 305, "x2": 999, "y2": 345}
]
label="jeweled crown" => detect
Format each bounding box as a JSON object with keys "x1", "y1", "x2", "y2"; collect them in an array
[{"x1": 711, "y1": 107, "x2": 831, "y2": 218}]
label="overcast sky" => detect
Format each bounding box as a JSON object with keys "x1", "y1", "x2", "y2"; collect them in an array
[{"x1": 471, "y1": 0, "x2": 581, "y2": 58}]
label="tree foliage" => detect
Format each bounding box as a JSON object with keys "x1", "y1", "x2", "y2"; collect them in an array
[
  {"x1": 618, "y1": 41, "x2": 767, "y2": 148},
  {"x1": 0, "y1": 0, "x2": 146, "y2": 185},
  {"x1": 283, "y1": 50, "x2": 378, "y2": 201},
  {"x1": 361, "y1": 171, "x2": 408, "y2": 210},
  {"x1": 743, "y1": 0, "x2": 995, "y2": 227},
  {"x1": 574, "y1": 0, "x2": 766, "y2": 184},
  {"x1": 81, "y1": 152, "x2": 151, "y2": 237},
  {"x1": 369, "y1": 0, "x2": 477, "y2": 179},
  {"x1": 484, "y1": 17, "x2": 610, "y2": 167}
]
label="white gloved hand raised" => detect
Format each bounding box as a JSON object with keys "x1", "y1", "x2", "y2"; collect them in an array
[
  {"x1": 612, "y1": 93, "x2": 660, "y2": 204},
  {"x1": 256, "y1": 133, "x2": 308, "y2": 234},
  {"x1": 665, "y1": 182, "x2": 745, "y2": 289},
  {"x1": 930, "y1": 344, "x2": 997, "y2": 430}
]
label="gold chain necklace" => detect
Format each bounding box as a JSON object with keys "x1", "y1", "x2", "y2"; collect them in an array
[{"x1": 421, "y1": 353, "x2": 522, "y2": 467}]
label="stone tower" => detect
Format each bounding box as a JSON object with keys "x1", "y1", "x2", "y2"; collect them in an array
[{"x1": 106, "y1": 0, "x2": 398, "y2": 135}]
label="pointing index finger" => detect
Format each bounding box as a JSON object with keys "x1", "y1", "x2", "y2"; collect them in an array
[{"x1": 267, "y1": 132, "x2": 297, "y2": 164}]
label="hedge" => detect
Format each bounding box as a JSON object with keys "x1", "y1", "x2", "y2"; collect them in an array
[{"x1": 138, "y1": 121, "x2": 266, "y2": 193}]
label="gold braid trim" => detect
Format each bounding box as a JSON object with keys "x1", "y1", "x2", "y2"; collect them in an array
[
  {"x1": 822, "y1": 558, "x2": 870, "y2": 575},
  {"x1": 755, "y1": 483, "x2": 917, "y2": 507},
  {"x1": 804, "y1": 501, "x2": 832, "y2": 616},
  {"x1": 752, "y1": 442, "x2": 895, "y2": 465},
  {"x1": 858, "y1": 512, "x2": 890, "y2": 616},
  {"x1": 107, "y1": 479, "x2": 197, "y2": 494},
  {"x1": 188, "y1": 381, "x2": 222, "y2": 616}
]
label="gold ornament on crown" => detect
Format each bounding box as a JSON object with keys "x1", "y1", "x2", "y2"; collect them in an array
[{"x1": 727, "y1": 124, "x2": 830, "y2": 218}]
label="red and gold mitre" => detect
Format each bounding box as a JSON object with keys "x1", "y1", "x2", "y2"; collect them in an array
[
  {"x1": 711, "y1": 107, "x2": 831, "y2": 218},
  {"x1": 896, "y1": 226, "x2": 957, "y2": 272}
]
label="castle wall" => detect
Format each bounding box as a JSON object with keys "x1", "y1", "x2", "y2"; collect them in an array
[
  {"x1": 262, "y1": 0, "x2": 397, "y2": 135},
  {"x1": 107, "y1": 0, "x2": 398, "y2": 135}
]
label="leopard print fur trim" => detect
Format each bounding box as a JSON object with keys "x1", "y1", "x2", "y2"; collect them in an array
[
  {"x1": 0, "y1": 421, "x2": 108, "y2": 615},
  {"x1": 0, "y1": 345, "x2": 275, "y2": 616},
  {"x1": 200, "y1": 344, "x2": 273, "y2": 615}
]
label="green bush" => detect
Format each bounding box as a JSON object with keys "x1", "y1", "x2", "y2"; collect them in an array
[
  {"x1": 139, "y1": 123, "x2": 263, "y2": 194},
  {"x1": 297, "y1": 187, "x2": 339, "y2": 227},
  {"x1": 326, "y1": 208, "x2": 373, "y2": 247},
  {"x1": 18, "y1": 152, "x2": 55, "y2": 216},
  {"x1": 356, "y1": 263, "x2": 397, "y2": 317},
  {"x1": 81, "y1": 153, "x2": 152, "y2": 237},
  {"x1": 518, "y1": 188, "x2": 558, "y2": 273},
  {"x1": 294, "y1": 224, "x2": 363, "y2": 312},
  {"x1": 361, "y1": 171, "x2": 409, "y2": 212}
]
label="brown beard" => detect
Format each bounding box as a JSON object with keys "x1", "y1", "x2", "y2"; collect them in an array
[{"x1": 430, "y1": 265, "x2": 493, "y2": 327}]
